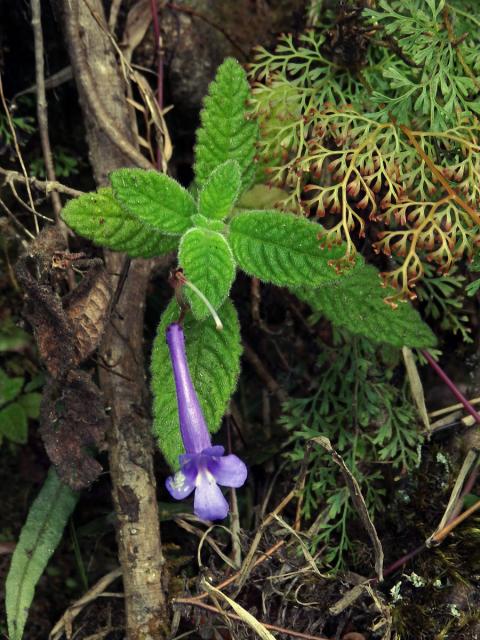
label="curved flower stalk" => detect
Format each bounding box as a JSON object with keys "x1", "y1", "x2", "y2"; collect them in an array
[{"x1": 165, "y1": 322, "x2": 247, "y2": 520}]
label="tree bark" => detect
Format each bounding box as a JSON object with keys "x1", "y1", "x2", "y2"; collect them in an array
[{"x1": 59, "y1": 1, "x2": 168, "y2": 637}]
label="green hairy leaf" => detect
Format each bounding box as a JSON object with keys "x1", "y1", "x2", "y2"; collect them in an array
[
  {"x1": 198, "y1": 160, "x2": 242, "y2": 220},
  {"x1": 179, "y1": 228, "x2": 236, "y2": 320},
  {"x1": 194, "y1": 58, "x2": 258, "y2": 191},
  {"x1": 6, "y1": 468, "x2": 78, "y2": 640},
  {"x1": 151, "y1": 300, "x2": 242, "y2": 469},
  {"x1": 191, "y1": 214, "x2": 225, "y2": 233},
  {"x1": 296, "y1": 265, "x2": 437, "y2": 349},
  {"x1": 229, "y1": 210, "x2": 355, "y2": 287},
  {"x1": 62, "y1": 188, "x2": 178, "y2": 258},
  {"x1": 110, "y1": 169, "x2": 196, "y2": 235}
]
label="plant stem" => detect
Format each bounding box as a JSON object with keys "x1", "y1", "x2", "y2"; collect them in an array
[
  {"x1": 183, "y1": 280, "x2": 224, "y2": 330},
  {"x1": 31, "y1": 0, "x2": 63, "y2": 223},
  {"x1": 422, "y1": 350, "x2": 480, "y2": 423}
]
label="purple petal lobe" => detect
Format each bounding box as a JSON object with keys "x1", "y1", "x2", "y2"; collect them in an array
[
  {"x1": 202, "y1": 445, "x2": 225, "y2": 457},
  {"x1": 194, "y1": 469, "x2": 229, "y2": 520},
  {"x1": 166, "y1": 466, "x2": 196, "y2": 500},
  {"x1": 166, "y1": 323, "x2": 211, "y2": 454},
  {"x1": 208, "y1": 454, "x2": 248, "y2": 488}
]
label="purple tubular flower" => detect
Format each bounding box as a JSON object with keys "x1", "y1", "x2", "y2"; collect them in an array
[{"x1": 165, "y1": 323, "x2": 247, "y2": 521}]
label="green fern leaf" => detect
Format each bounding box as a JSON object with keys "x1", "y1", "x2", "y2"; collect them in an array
[
  {"x1": 296, "y1": 265, "x2": 437, "y2": 348},
  {"x1": 179, "y1": 228, "x2": 236, "y2": 320},
  {"x1": 62, "y1": 188, "x2": 178, "y2": 258},
  {"x1": 110, "y1": 169, "x2": 196, "y2": 234},
  {"x1": 6, "y1": 468, "x2": 78, "y2": 640},
  {"x1": 151, "y1": 299, "x2": 241, "y2": 469},
  {"x1": 229, "y1": 210, "x2": 355, "y2": 287},
  {"x1": 194, "y1": 58, "x2": 258, "y2": 191},
  {"x1": 198, "y1": 160, "x2": 242, "y2": 219}
]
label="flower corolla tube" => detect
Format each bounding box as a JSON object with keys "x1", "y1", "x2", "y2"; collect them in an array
[{"x1": 165, "y1": 322, "x2": 247, "y2": 520}]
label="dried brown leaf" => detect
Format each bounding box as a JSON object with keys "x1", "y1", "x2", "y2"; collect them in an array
[
  {"x1": 16, "y1": 255, "x2": 76, "y2": 378},
  {"x1": 121, "y1": 0, "x2": 151, "y2": 62},
  {"x1": 63, "y1": 260, "x2": 112, "y2": 364},
  {"x1": 311, "y1": 436, "x2": 384, "y2": 581},
  {"x1": 17, "y1": 236, "x2": 112, "y2": 375}
]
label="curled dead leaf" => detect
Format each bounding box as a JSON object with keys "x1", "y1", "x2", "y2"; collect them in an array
[
  {"x1": 63, "y1": 260, "x2": 112, "y2": 364},
  {"x1": 16, "y1": 234, "x2": 112, "y2": 376}
]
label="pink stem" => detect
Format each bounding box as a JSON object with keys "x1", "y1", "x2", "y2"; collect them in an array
[
  {"x1": 380, "y1": 543, "x2": 425, "y2": 580},
  {"x1": 422, "y1": 350, "x2": 480, "y2": 423}
]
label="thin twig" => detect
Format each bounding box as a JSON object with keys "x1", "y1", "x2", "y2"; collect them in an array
[
  {"x1": 0, "y1": 74, "x2": 39, "y2": 233},
  {"x1": 429, "y1": 396, "x2": 480, "y2": 419},
  {"x1": 165, "y1": 3, "x2": 248, "y2": 59},
  {"x1": 0, "y1": 198, "x2": 35, "y2": 240},
  {"x1": 174, "y1": 516, "x2": 237, "y2": 570},
  {"x1": 13, "y1": 65, "x2": 73, "y2": 101},
  {"x1": 236, "y1": 455, "x2": 310, "y2": 592},
  {"x1": 50, "y1": 568, "x2": 122, "y2": 640},
  {"x1": 432, "y1": 498, "x2": 480, "y2": 544},
  {"x1": 179, "y1": 539, "x2": 285, "y2": 604},
  {"x1": 31, "y1": 0, "x2": 63, "y2": 222},
  {"x1": 227, "y1": 418, "x2": 242, "y2": 568},
  {"x1": 173, "y1": 598, "x2": 329, "y2": 640},
  {"x1": 8, "y1": 179, "x2": 55, "y2": 222},
  {"x1": 243, "y1": 342, "x2": 288, "y2": 403},
  {"x1": 0, "y1": 167, "x2": 84, "y2": 198}
]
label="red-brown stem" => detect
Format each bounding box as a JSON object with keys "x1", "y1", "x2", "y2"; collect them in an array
[
  {"x1": 173, "y1": 599, "x2": 329, "y2": 640},
  {"x1": 380, "y1": 543, "x2": 426, "y2": 580},
  {"x1": 422, "y1": 350, "x2": 480, "y2": 423}
]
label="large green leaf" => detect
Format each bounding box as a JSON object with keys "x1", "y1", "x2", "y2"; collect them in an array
[
  {"x1": 229, "y1": 210, "x2": 355, "y2": 287},
  {"x1": 110, "y1": 169, "x2": 196, "y2": 235},
  {"x1": 62, "y1": 188, "x2": 178, "y2": 258},
  {"x1": 194, "y1": 58, "x2": 258, "y2": 191},
  {"x1": 6, "y1": 469, "x2": 78, "y2": 640},
  {"x1": 151, "y1": 300, "x2": 242, "y2": 469},
  {"x1": 198, "y1": 160, "x2": 242, "y2": 220},
  {"x1": 0, "y1": 402, "x2": 28, "y2": 444},
  {"x1": 296, "y1": 264, "x2": 437, "y2": 348},
  {"x1": 178, "y1": 228, "x2": 236, "y2": 320}
]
